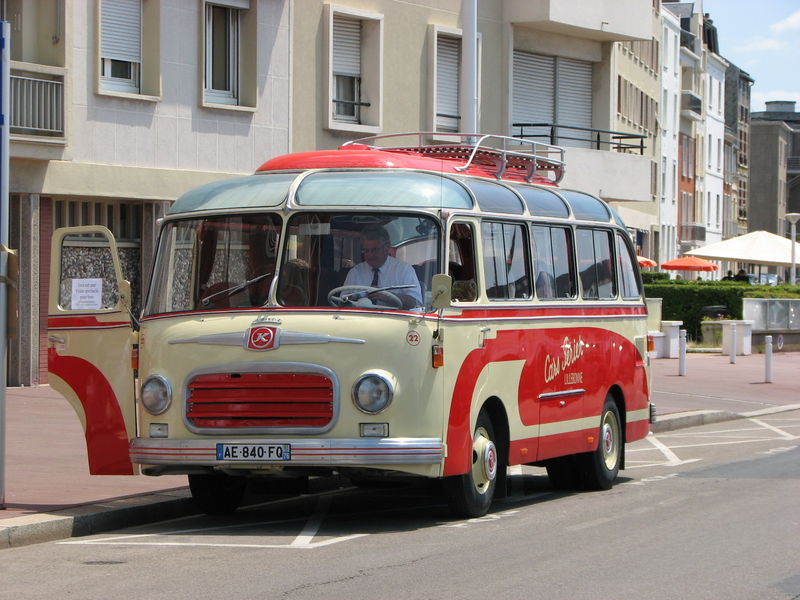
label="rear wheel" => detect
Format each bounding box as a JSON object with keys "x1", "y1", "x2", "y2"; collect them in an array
[
  {"x1": 189, "y1": 473, "x2": 247, "y2": 515},
  {"x1": 444, "y1": 410, "x2": 500, "y2": 518},
  {"x1": 580, "y1": 396, "x2": 622, "y2": 490}
]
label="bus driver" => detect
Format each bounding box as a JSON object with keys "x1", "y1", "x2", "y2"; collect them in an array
[{"x1": 343, "y1": 224, "x2": 422, "y2": 309}]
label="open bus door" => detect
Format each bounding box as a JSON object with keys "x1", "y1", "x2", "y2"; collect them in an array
[{"x1": 47, "y1": 226, "x2": 137, "y2": 475}]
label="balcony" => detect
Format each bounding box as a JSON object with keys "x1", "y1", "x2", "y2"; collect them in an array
[
  {"x1": 788, "y1": 156, "x2": 800, "y2": 174},
  {"x1": 681, "y1": 91, "x2": 702, "y2": 121},
  {"x1": 504, "y1": 0, "x2": 651, "y2": 41},
  {"x1": 680, "y1": 223, "x2": 706, "y2": 244},
  {"x1": 10, "y1": 62, "x2": 65, "y2": 139}
]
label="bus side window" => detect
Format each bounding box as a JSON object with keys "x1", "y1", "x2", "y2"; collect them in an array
[
  {"x1": 576, "y1": 228, "x2": 616, "y2": 300},
  {"x1": 531, "y1": 225, "x2": 575, "y2": 300},
  {"x1": 616, "y1": 232, "x2": 642, "y2": 299},
  {"x1": 481, "y1": 221, "x2": 531, "y2": 301},
  {"x1": 448, "y1": 222, "x2": 478, "y2": 302}
]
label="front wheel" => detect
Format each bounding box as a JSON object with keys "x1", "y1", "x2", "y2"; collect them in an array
[
  {"x1": 580, "y1": 396, "x2": 622, "y2": 490},
  {"x1": 189, "y1": 473, "x2": 247, "y2": 515},
  {"x1": 444, "y1": 410, "x2": 500, "y2": 518}
]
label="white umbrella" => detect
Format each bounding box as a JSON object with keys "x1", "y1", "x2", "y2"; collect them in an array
[{"x1": 685, "y1": 230, "x2": 800, "y2": 267}]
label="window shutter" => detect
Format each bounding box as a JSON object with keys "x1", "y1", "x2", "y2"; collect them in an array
[
  {"x1": 436, "y1": 36, "x2": 460, "y2": 132},
  {"x1": 512, "y1": 51, "x2": 554, "y2": 140},
  {"x1": 555, "y1": 57, "x2": 593, "y2": 147},
  {"x1": 101, "y1": 0, "x2": 142, "y2": 63},
  {"x1": 333, "y1": 16, "x2": 361, "y2": 76}
]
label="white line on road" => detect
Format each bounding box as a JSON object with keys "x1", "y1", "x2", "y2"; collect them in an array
[{"x1": 747, "y1": 418, "x2": 798, "y2": 440}]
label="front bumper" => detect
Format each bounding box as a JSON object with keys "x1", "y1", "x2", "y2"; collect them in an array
[{"x1": 131, "y1": 437, "x2": 444, "y2": 467}]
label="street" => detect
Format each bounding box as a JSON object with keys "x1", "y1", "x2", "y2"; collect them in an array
[{"x1": 1, "y1": 410, "x2": 798, "y2": 600}]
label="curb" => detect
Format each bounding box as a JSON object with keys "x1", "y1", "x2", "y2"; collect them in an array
[{"x1": 0, "y1": 488, "x2": 195, "y2": 549}]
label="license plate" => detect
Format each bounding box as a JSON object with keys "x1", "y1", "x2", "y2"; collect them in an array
[{"x1": 216, "y1": 443, "x2": 291, "y2": 461}]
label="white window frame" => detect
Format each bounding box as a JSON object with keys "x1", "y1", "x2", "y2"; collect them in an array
[
  {"x1": 325, "y1": 5, "x2": 383, "y2": 134},
  {"x1": 204, "y1": 2, "x2": 241, "y2": 106},
  {"x1": 99, "y1": 0, "x2": 142, "y2": 94}
]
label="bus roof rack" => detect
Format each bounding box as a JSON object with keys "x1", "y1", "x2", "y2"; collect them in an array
[{"x1": 341, "y1": 132, "x2": 565, "y2": 184}]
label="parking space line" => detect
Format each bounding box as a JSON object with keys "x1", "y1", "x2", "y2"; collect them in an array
[
  {"x1": 646, "y1": 434, "x2": 688, "y2": 466},
  {"x1": 748, "y1": 418, "x2": 798, "y2": 440}
]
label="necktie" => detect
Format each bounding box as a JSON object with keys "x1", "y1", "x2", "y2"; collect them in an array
[{"x1": 371, "y1": 267, "x2": 380, "y2": 287}]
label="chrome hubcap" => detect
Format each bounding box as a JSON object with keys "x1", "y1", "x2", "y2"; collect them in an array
[
  {"x1": 601, "y1": 411, "x2": 620, "y2": 471},
  {"x1": 471, "y1": 427, "x2": 497, "y2": 494}
]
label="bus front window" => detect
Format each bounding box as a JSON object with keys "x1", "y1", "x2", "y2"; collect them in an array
[
  {"x1": 277, "y1": 213, "x2": 440, "y2": 310},
  {"x1": 145, "y1": 213, "x2": 282, "y2": 315}
]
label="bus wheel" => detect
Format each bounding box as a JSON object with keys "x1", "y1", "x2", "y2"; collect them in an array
[
  {"x1": 545, "y1": 455, "x2": 581, "y2": 490},
  {"x1": 189, "y1": 473, "x2": 247, "y2": 515},
  {"x1": 444, "y1": 411, "x2": 499, "y2": 518},
  {"x1": 580, "y1": 397, "x2": 622, "y2": 490}
]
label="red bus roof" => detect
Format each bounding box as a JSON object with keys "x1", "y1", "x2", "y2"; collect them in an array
[{"x1": 256, "y1": 134, "x2": 564, "y2": 186}]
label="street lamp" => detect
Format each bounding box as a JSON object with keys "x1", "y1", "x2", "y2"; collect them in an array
[{"x1": 787, "y1": 213, "x2": 800, "y2": 286}]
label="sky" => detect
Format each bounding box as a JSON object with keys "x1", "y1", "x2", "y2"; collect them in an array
[{"x1": 699, "y1": 0, "x2": 800, "y2": 112}]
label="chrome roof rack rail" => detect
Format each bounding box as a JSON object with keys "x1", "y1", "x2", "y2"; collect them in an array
[{"x1": 341, "y1": 132, "x2": 565, "y2": 183}]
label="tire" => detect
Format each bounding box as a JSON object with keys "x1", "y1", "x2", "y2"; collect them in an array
[
  {"x1": 545, "y1": 455, "x2": 582, "y2": 490},
  {"x1": 444, "y1": 410, "x2": 500, "y2": 518},
  {"x1": 189, "y1": 473, "x2": 247, "y2": 515},
  {"x1": 579, "y1": 396, "x2": 622, "y2": 490}
]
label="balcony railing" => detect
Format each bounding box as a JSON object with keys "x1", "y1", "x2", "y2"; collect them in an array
[
  {"x1": 679, "y1": 223, "x2": 706, "y2": 243},
  {"x1": 10, "y1": 68, "x2": 65, "y2": 137},
  {"x1": 680, "y1": 91, "x2": 702, "y2": 119},
  {"x1": 788, "y1": 156, "x2": 800, "y2": 174},
  {"x1": 512, "y1": 123, "x2": 647, "y2": 154}
]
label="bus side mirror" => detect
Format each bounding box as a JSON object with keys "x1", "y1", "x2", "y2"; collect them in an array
[{"x1": 430, "y1": 274, "x2": 452, "y2": 309}]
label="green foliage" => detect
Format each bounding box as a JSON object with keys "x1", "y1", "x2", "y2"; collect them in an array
[
  {"x1": 644, "y1": 281, "x2": 800, "y2": 340},
  {"x1": 641, "y1": 271, "x2": 670, "y2": 284}
]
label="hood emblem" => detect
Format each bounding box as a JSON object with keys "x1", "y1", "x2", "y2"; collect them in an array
[{"x1": 246, "y1": 325, "x2": 279, "y2": 351}]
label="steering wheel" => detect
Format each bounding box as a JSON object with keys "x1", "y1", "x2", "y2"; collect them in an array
[{"x1": 327, "y1": 285, "x2": 403, "y2": 309}]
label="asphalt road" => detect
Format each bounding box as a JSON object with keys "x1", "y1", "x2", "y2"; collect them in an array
[{"x1": 2, "y1": 411, "x2": 799, "y2": 600}]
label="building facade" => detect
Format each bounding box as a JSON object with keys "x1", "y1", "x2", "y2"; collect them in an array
[{"x1": 6, "y1": 0, "x2": 291, "y2": 385}]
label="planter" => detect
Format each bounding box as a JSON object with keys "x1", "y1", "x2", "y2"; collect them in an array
[{"x1": 700, "y1": 321, "x2": 723, "y2": 347}]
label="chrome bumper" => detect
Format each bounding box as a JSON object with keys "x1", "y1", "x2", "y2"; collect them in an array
[{"x1": 131, "y1": 437, "x2": 444, "y2": 467}]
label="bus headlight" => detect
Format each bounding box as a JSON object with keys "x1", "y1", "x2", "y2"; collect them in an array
[
  {"x1": 141, "y1": 375, "x2": 172, "y2": 415},
  {"x1": 352, "y1": 372, "x2": 395, "y2": 414}
]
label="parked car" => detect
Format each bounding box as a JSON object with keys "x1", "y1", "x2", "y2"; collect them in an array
[{"x1": 747, "y1": 273, "x2": 779, "y2": 286}]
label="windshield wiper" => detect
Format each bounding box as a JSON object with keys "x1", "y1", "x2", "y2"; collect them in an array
[{"x1": 201, "y1": 272, "x2": 272, "y2": 307}]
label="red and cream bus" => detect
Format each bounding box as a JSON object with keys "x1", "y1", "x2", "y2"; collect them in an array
[{"x1": 48, "y1": 133, "x2": 654, "y2": 517}]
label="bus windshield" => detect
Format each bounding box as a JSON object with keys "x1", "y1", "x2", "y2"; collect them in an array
[{"x1": 144, "y1": 212, "x2": 439, "y2": 315}]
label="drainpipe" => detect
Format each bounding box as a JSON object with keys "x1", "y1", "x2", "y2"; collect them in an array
[{"x1": 463, "y1": 0, "x2": 478, "y2": 135}]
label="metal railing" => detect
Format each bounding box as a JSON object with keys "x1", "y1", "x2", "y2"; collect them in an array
[
  {"x1": 10, "y1": 73, "x2": 64, "y2": 136},
  {"x1": 512, "y1": 123, "x2": 647, "y2": 155},
  {"x1": 787, "y1": 156, "x2": 800, "y2": 173}
]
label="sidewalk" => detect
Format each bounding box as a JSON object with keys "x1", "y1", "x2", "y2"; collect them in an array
[{"x1": 2, "y1": 351, "x2": 799, "y2": 547}]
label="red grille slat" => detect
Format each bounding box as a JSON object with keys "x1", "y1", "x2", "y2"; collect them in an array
[{"x1": 186, "y1": 372, "x2": 334, "y2": 429}]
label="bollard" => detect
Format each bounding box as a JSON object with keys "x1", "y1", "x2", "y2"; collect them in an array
[
  {"x1": 678, "y1": 329, "x2": 686, "y2": 376},
  {"x1": 729, "y1": 322, "x2": 737, "y2": 364},
  {"x1": 765, "y1": 335, "x2": 773, "y2": 383}
]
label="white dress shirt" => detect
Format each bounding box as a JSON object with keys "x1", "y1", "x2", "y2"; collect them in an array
[{"x1": 343, "y1": 255, "x2": 423, "y2": 304}]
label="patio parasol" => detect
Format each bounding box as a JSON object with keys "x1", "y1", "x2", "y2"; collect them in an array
[
  {"x1": 660, "y1": 256, "x2": 719, "y2": 271},
  {"x1": 637, "y1": 256, "x2": 657, "y2": 268}
]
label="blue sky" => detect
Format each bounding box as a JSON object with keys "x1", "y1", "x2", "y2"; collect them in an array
[{"x1": 700, "y1": 0, "x2": 800, "y2": 112}]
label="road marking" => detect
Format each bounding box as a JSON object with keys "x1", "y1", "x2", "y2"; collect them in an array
[
  {"x1": 646, "y1": 434, "x2": 696, "y2": 466},
  {"x1": 60, "y1": 497, "x2": 368, "y2": 550},
  {"x1": 748, "y1": 418, "x2": 798, "y2": 440}
]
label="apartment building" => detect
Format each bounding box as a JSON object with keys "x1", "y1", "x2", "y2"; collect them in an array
[
  {"x1": 658, "y1": 5, "x2": 681, "y2": 265},
  {"x1": 749, "y1": 101, "x2": 800, "y2": 236},
  {"x1": 5, "y1": 0, "x2": 291, "y2": 385},
  {"x1": 290, "y1": 0, "x2": 654, "y2": 199},
  {"x1": 702, "y1": 17, "x2": 727, "y2": 253},
  {"x1": 724, "y1": 64, "x2": 753, "y2": 238}
]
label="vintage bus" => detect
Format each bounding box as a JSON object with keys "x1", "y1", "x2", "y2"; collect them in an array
[{"x1": 48, "y1": 133, "x2": 654, "y2": 518}]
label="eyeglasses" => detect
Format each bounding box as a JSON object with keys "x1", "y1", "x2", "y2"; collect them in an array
[{"x1": 362, "y1": 245, "x2": 387, "y2": 255}]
